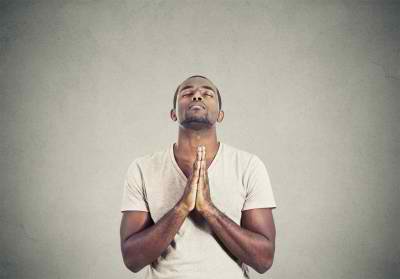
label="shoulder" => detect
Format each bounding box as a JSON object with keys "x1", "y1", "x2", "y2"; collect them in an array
[
  {"x1": 222, "y1": 142, "x2": 260, "y2": 167},
  {"x1": 125, "y1": 145, "x2": 171, "y2": 174},
  {"x1": 221, "y1": 142, "x2": 269, "y2": 180}
]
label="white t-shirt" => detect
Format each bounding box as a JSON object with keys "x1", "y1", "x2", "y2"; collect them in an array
[{"x1": 121, "y1": 142, "x2": 277, "y2": 279}]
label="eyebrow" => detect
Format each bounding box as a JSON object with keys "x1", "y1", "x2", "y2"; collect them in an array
[{"x1": 179, "y1": 85, "x2": 216, "y2": 93}]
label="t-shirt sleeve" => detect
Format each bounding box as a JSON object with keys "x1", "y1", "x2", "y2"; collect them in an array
[
  {"x1": 242, "y1": 155, "x2": 277, "y2": 211},
  {"x1": 120, "y1": 160, "x2": 149, "y2": 212}
]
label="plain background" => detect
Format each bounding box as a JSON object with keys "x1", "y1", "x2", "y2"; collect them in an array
[{"x1": 1, "y1": 1, "x2": 399, "y2": 278}]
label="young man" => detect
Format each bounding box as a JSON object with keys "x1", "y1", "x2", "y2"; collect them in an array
[{"x1": 120, "y1": 75, "x2": 277, "y2": 279}]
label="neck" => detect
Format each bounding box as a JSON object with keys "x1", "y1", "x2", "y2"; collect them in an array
[{"x1": 175, "y1": 126, "x2": 220, "y2": 160}]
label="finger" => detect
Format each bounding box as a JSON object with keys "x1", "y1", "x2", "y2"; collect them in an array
[
  {"x1": 198, "y1": 159, "x2": 205, "y2": 188},
  {"x1": 196, "y1": 145, "x2": 201, "y2": 161},
  {"x1": 199, "y1": 159, "x2": 206, "y2": 179},
  {"x1": 193, "y1": 156, "x2": 200, "y2": 174},
  {"x1": 202, "y1": 147, "x2": 206, "y2": 174},
  {"x1": 203, "y1": 146, "x2": 206, "y2": 160},
  {"x1": 193, "y1": 146, "x2": 202, "y2": 169},
  {"x1": 197, "y1": 174, "x2": 204, "y2": 191},
  {"x1": 203, "y1": 160, "x2": 207, "y2": 178},
  {"x1": 196, "y1": 146, "x2": 205, "y2": 167},
  {"x1": 200, "y1": 149, "x2": 208, "y2": 183},
  {"x1": 204, "y1": 162, "x2": 209, "y2": 185},
  {"x1": 191, "y1": 157, "x2": 201, "y2": 186},
  {"x1": 191, "y1": 158, "x2": 197, "y2": 175}
]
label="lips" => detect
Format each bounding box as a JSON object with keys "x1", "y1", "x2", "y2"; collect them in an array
[{"x1": 189, "y1": 103, "x2": 206, "y2": 110}]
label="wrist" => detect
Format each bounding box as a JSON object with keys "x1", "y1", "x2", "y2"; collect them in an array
[
  {"x1": 198, "y1": 202, "x2": 216, "y2": 217},
  {"x1": 174, "y1": 201, "x2": 191, "y2": 217}
]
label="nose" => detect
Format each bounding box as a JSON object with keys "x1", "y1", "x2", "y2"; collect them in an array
[{"x1": 192, "y1": 89, "x2": 203, "y2": 101}]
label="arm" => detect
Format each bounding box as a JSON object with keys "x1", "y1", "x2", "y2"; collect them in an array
[
  {"x1": 200, "y1": 206, "x2": 276, "y2": 273},
  {"x1": 195, "y1": 146, "x2": 276, "y2": 273},
  {"x1": 120, "y1": 205, "x2": 189, "y2": 273},
  {"x1": 120, "y1": 147, "x2": 203, "y2": 273}
]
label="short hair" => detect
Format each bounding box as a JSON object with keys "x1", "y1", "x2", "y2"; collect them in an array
[{"x1": 173, "y1": 75, "x2": 222, "y2": 110}]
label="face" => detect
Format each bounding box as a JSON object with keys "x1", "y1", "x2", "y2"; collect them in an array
[{"x1": 171, "y1": 77, "x2": 223, "y2": 130}]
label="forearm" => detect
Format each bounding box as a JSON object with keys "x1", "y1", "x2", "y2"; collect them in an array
[
  {"x1": 200, "y1": 205, "x2": 274, "y2": 273},
  {"x1": 122, "y1": 203, "x2": 188, "y2": 272}
]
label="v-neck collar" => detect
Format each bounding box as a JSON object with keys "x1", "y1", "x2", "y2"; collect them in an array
[{"x1": 169, "y1": 142, "x2": 223, "y2": 181}]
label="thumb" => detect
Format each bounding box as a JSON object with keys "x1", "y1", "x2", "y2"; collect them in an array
[{"x1": 198, "y1": 159, "x2": 205, "y2": 189}]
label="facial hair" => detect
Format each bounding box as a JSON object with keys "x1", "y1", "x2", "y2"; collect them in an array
[{"x1": 181, "y1": 114, "x2": 212, "y2": 130}]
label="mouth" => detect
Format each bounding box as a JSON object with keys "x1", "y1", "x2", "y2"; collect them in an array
[{"x1": 189, "y1": 103, "x2": 206, "y2": 110}]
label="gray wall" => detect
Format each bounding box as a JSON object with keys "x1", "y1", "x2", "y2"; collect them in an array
[{"x1": 1, "y1": 1, "x2": 399, "y2": 278}]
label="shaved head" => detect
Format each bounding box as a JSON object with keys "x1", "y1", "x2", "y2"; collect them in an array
[{"x1": 172, "y1": 75, "x2": 222, "y2": 111}]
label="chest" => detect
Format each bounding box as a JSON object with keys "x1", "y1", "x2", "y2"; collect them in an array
[
  {"x1": 144, "y1": 165, "x2": 246, "y2": 226},
  {"x1": 175, "y1": 157, "x2": 213, "y2": 179}
]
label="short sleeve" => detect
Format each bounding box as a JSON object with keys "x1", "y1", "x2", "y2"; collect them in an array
[
  {"x1": 120, "y1": 160, "x2": 149, "y2": 212},
  {"x1": 242, "y1": 155, "x2": 277, "y2": 211}
]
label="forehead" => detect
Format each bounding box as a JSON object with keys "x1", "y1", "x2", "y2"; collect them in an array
[{"x1": 179, "y1": 77, "x2": 217, "y2": 92}]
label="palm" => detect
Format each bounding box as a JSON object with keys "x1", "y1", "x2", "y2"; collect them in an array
[{"x1": 195, "y1": 146, "x2": 212, "y2": 212}]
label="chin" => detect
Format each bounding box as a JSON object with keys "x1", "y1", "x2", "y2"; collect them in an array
[{"x1": 181, "y1": 119, "x2": 212, "y2": 130}]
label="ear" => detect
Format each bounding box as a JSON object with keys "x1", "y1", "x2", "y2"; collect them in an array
[
  {"x1": 217, "y1": 110, "x2": 224, "y2": 123},
  {"x1": 170, "y1": 109, "x2": 177, "y2": 121}
]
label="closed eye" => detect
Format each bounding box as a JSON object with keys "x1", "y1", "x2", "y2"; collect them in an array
[{"x1": 181, "y1": 90, "x2": 193, "y2": 96}]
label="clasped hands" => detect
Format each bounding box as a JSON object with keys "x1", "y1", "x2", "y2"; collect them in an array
[{"x1": 178, "y1": 145, "x2": 213, "y2": 215}]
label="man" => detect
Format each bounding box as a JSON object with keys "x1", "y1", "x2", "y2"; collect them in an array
[{"x1": 120, "y1": 75, "x2": 277, "y2": 279}]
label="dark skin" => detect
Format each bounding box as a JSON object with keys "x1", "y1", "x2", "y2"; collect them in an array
[{"x1": 120, "y1": 77, "x2": 276, "y2": 273}]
